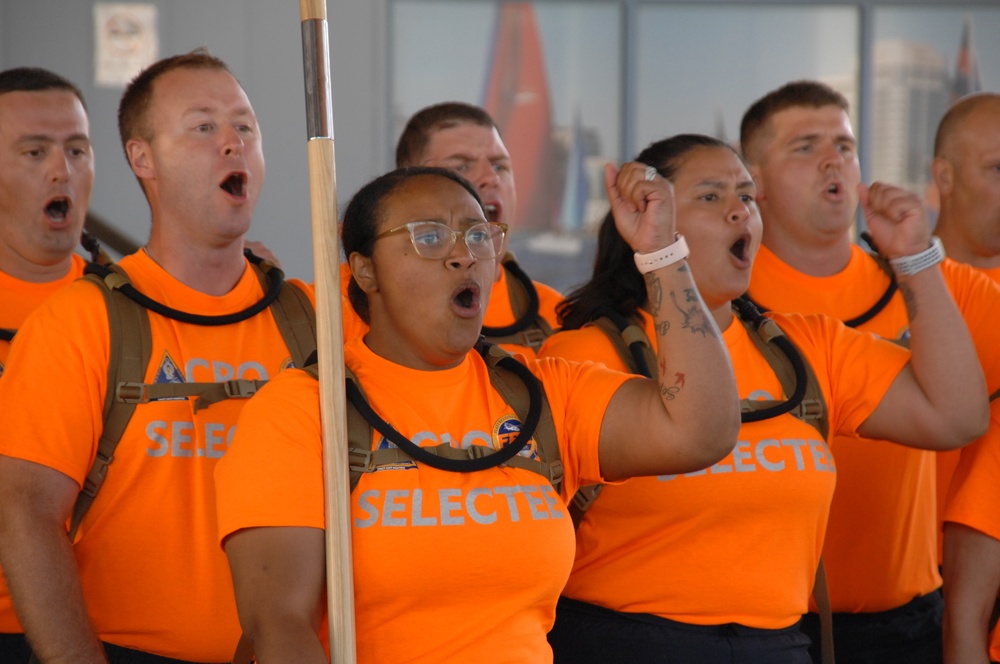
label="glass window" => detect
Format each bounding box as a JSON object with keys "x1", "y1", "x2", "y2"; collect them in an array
[
  {"x1": 634, "y1": 4, "x2": 859, "y2": 154},
  {"x1": 872, "y1": 6, "x2": 1000, "y2": 211},
  {"x1": 391, "y1": 0, "x2": 621, "y2": 292}
]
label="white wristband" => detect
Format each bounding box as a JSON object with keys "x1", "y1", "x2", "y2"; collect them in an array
[
  {"x1": 634, "y1": 234, "x2": 689, "y2": 274},
  {"x1": 889, "y1": 236, "x2": 945, "y2": 276}
]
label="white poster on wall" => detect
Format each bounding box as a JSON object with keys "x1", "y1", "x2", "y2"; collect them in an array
[{"x1": 94, "y1": 3, "x2": 159, "y2": 87}]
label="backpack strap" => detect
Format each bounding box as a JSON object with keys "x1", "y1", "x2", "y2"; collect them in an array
[
  {"x1": 570, "y1": 298, "x2": 829, "y2": 527},
  {"x1": 733, "y1": 296, "x2": 829, "y2": 441},
  {"x1": 247, "y1": 252, "x2": 317, "y2": 369},
  {"x1": 589, "y1": 309, "x2": 656, "y2": 379},
  {"x1": 480, "y1": 257, "x2": 554, "y2": 352},
  {"x1": 305, "y1": 341, "x2": 561, "y2": 493},
  {"x1": 70, "y1": 266, "x2": 153, "y2": 539},
  {"x1": 68, "y1": 259, "x2": 317, "y2": 538},
  {"x1": 0, "y1": 328, "x2": 14, "y2": 343}
]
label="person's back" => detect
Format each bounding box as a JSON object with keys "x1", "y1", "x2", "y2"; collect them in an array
[
  {"x1": 391, "y1": 102, "x2": 562, "y2": 358},
  {"x1": 741, "y1": 80, "x2": 1000, "y2": 664},
  {"x1": 0, "y1": 66, "x2": 94, "y2": 660},
  {"x1": 931, "y1": 91, "x2": 1000, "y2": 664},
  {"x1": 0, "y1": 51, "x2": 313, "y2": 663}
]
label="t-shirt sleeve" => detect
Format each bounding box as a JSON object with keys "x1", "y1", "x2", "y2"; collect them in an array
[
  {"x1": 215, "y1": 369, "x2": 325, "y2": 545},
  {"x1": 0, "y1": 281, "x2": 110, "y2": 485},
  {"x1": 944, "y1": 400, "x2": 1000, "y2": 539},
  {"x1": 538, "y1": 327, "x2": 631, "y2": 374},
  {"x1": 781, "y1": 313, "x2": 909, "y2": 438},
  {"x1": 529, "y1": 356, "x2": 632, "y2": 496}
]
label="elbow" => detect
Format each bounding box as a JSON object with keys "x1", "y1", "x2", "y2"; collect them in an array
[
  {"x1": 933, "y1": 409, "x2": 989, "y2": 451},
  {"x1": 689, "y1": 403, "x2": 741, "y2": 470}
]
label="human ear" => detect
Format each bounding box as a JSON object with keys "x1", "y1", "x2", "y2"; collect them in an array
[{"x1": 349, "y1": 252, "x2": 378, "y2": 293}]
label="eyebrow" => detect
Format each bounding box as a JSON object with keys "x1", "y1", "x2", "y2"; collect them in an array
[
  {"x1": 16, "y1": 133, "x2": 90, "y2": 145},
  {"x1": 694, "y1": 179, "x2": 756, "y2": 190}
]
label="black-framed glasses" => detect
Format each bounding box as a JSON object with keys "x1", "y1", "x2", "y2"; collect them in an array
[{"x1": 375, "y1": 220, "x2": 508, "y2": 260}]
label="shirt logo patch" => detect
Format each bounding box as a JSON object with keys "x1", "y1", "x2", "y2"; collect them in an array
[{"x1": 494, "y1": 415, "x2": 540, "y2": 461}]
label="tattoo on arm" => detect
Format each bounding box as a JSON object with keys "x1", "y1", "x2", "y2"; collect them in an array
[
  {"x1": 669, "y1": 290, "x2": 718, "y2": 339},
  {"x1": 656, "y1": 321, "x2": 670, "y2": 336},
  {"x1": 644, "y1": 272, "x2": 662, "y2": 317}
]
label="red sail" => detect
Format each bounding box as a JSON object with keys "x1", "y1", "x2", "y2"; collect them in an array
[{"x1": 482, "y1": 2, "x2": 556, "y2": 231}]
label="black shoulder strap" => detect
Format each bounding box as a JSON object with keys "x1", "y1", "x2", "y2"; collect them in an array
[
  {"x1": 329, "y1": 341, "x2": 562, "y2": 493},
  {"x1": 569, "y1": 297, "x2": 829, "y2": 528},
  {"x1": 589, "y1": 309, "x2": 656, "y2": 379},
  {"x1": 481, "y1": 256, "x2": 554, "y2": 352},
  {"x1": 0, "y1": 328, "x2": 14, "y2": 343},
  {"x1": 732, "y1": 296, "x2": 828, "y2": 441}
]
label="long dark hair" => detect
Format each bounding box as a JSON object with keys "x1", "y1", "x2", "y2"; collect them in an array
[{"x1": 558, "y1": 134, "x2": 739, "y2": 330}]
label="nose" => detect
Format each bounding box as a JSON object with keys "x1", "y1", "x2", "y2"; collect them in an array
[
  {"x1": 221, "y1": 125, "x2": 244, "y2": 156},
  {"x1": 726, "y1": 197, "x2": 751, "y2": 224},
  {"x1": 49, "y1": 152, "x2": 70, "y2": 183},
  {"x1": 445, "y1": 231, "x2": 477, "y2": 270},
  {"x1": 820, "y1": 142, "x2": 845, "y2": 169}
]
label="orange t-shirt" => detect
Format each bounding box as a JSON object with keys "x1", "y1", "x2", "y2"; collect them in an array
[
  {"x1": 944, "y1": 400, "x2": 1000, "y2": 661},
  {"x1": 339, "y1": 259, "x2": 562, "y2": 359},
  {"x1": 0, "y1": 251, "x2": 310, "y2": 660},
  {"x1": 0, "y1": 253, "x2": 87, "y2": 375},
  {"x1": 215, "y1": 337, "x2": 629, "y2": 663},
  {"x1": 749, "y1": 244, "x2": 1000, "y2": 612},
  {"x1": 538, "y1": 308, "x2": 908, "y2": 629},
  {"x1": 0, "y1": 253, "x2": 88, "y2": 632},
  {"x1": 937, "y1": 263, "x2": 1000, "y2": 564}
]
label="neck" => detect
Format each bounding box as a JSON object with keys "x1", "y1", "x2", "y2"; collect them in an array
[
  {"x1": 143, "y1": 240, "x2": 246, "y2": 296},
  {"x1": 935, "y1": 214, "x2": 1000, "y2": 270},
  {"x1": 760, "y1": 228, "x2": 853, "y2": 277},
  {"x1": 0, "y1": 250, "x2": 74, "y2": 284}
]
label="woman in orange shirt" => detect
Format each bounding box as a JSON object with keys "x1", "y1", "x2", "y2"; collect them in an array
[
  {"x1": 214, "y1": 164, "x2": 741, "y2": 663},
  {"x1": 540, "y1": 134, "x2": 988, "y2": 663}
]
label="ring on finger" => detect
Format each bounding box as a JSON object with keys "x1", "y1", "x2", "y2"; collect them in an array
[{"x1": 644, "y1": 166, "x2": 657, "y2": 181}]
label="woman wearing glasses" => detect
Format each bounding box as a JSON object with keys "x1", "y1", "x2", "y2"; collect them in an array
[{"x1": 212, "y1": 165, "x2": 739, "y2": 663}]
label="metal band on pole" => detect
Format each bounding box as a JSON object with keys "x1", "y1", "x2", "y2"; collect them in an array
[{"x1": 299, "y1": 0, "x2": 356, "y2": 661}]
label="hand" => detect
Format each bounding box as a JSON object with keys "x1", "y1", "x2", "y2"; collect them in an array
[
  {"x1": 858, "y1": 182, "x2": 932, "y2": 259},
  {"x1": 604, "y1": 162, "x2": 677, "y2": 254}
]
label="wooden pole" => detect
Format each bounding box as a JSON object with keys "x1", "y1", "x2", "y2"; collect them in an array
[{"x1": 298, "y1": 1, "x2": 356, "y2": 661}]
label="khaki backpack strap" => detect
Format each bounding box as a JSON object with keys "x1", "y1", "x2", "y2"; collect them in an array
[
  {"x1": 569, "y1": 313, "x2": 654, "y2": 526},
  {"x1": 253, "y1": 263, "x2": 317, "y2": 368},
  {"x1": 479, "y1": 341, "x2": 563, "y2": 492},
  {"x1": 481, "y1": 258, "x2": 553, "y2": 352},
  {"x1": 112, "y1": 379, "x2": 268, "y2": 413},
  {"x1": 813, "y1": 556, "x2": 836, "y2": 664},
  {"x1": 739, "y1": 315, "x2": 829, "y2": 441},
  {"x1": 589, "y1": 314, "x2": 656, "y2": 379},
  {"x1": 69, "y1": 268, "x2": 153, "y2": 539}
]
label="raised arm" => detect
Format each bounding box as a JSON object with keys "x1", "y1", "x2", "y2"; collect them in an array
[
  {"x1": 597, "y1": 162, "x2": 740, "y2": 481},
  {"x1": 855, "y1": 182, "x2": 988, "y2": 448},
  {"x1": 0, "y1": 457, "x2": 108, "y2": 664}
]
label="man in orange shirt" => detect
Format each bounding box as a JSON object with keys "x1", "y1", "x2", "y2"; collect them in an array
[
  {"x1": 393, "y1": 102, "x2": 563, "y2": 358},
  {"x1": 0, "y1": 51, "x2": 311, "y2": 663},
  {"x1": 932, "y1": 92, "x2": 1000, "y2": 664},
  {"x1": 0, "y1": 67, "x2": 93, "y2": 375},
  {"x1": 741, "y1": 80, "x2": 1000, "y2": 664},
  {"x1": 0, "y1": 66, "x2": 94, "y2": 661}
]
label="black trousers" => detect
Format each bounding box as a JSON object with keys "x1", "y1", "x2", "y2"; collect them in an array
[
  {"x1": 799, "y1": 589, "x2": 943, "y2": 664},
  {"x1": 549, "y1": 596, "x2": 813, "y2": 664},
  {"x1": 0, "y1": 634, "x2": 222, "y2": 664}
]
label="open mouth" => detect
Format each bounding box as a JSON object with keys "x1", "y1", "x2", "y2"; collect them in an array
[
  {"x1": 452, "y1": 283, "x2": 481, "y2": 312},
  {"x1": 825, "y1": 181, "x2": 841, "y2": 196},
  {"x1": 220, "y1": 172, "x2": 247, "y2": 198},
  {"x1": 44, "y1": 197, "x2": 70, "y2": 222},
  {"x1": 730, "y1": 235, "x2": 749, "y2": 262},
  {"x1": 483, "y1": 203, "x2": 500, "y2": 224}
]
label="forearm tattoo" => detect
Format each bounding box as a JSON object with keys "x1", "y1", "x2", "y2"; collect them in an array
[{"x1": 669, "y1": 289, "x2": 718, "y2": 339}]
